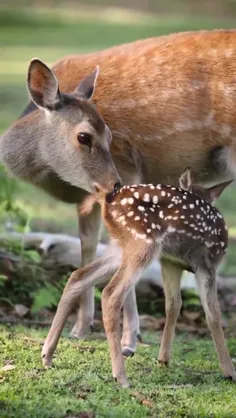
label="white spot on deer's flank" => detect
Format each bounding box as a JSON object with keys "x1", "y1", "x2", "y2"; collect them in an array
[
  {"x1": 134, "y1": 192, "x2": 139, "y2": 199},
  {"x1": 151, "y1": 223, "x2": 156, "y2": 229},
  {"x1": 167, "y1": 226, "x2": 176, "y2": 233},
  {"x1": 147, "y1": 228, "x2": 151, "y2": 233},
  {"x1": 134, "y1": 216, "x2": 140, "y2": 221},
  {"x1": 159, "y1": 211, "x2": 164, "y2": 219},
  {"x1": 180, "y1": 215, "x2": 185, "y2": 219},
  {"x1": 127, "y1": 211, "x2": 134, "y2": 217},
  {"x1": 122, "y1": 220, "x2": 127, "y2": 226},
  {"x1": 153, "y1": 195, "x2": 158, "y2": 204},
  {"x1": 118, "y1": 215, "x2": 125, "y2": 222},
  {"x1": 161, "y1": 191, "x2": 166, "y2": 197},
  {"x1": 112, "y1": 210, "x2": 118, "y2": 218},
  {"x1": 121, "y1": 198, "x2": 128, "y2": 205},
  {"x1": 189, "y1": 204, "x2": 195, "y2": 209},
  {"x1": 128, "y1": 198, "x2": 134, "y2": 205},
  {"x1": 138, "y1": 206, "x2": 145, "y2": 212},
  {"x1": 143, "y1": 193, "x2": 150, "y2": 202}
]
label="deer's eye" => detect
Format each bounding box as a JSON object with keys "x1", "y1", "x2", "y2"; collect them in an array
[{"x1": 77, "y1": 132, "x2": 92, "y2": 148}]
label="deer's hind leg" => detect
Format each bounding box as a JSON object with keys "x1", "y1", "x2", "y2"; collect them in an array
[
  {"x1": 195, "y1": 268, "x2": 236, "y2": 380},
  {"x1": 158, "y1": 260, "x2": 183, "y2": 366}
]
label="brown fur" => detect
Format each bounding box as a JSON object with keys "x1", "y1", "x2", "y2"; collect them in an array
[{"x1": 2, "y1": 29, "x2": 236, "y2": 342}]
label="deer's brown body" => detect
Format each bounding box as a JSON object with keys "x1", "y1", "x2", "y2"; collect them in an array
[
  {"x1": 1, "y1": 29, "x2": 236, "y2": 342},
  {"x1": 42, "y1": 171, "x2": 235, "y2": 387}
]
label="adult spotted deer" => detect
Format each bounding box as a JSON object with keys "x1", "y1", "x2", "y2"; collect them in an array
[
  {"x1": 42, "y1": 169, "x2": 235, "y2": 387},
  {"x1": 1, "y1": 29, "x2": 236, "y2": 349}
]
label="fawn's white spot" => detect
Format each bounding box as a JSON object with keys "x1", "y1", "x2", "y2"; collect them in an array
[
  {"x1": 180, "y1": 215, "x2": 185, "y2": 219},
  {"x1": 138, "y1": 206, "x2": 145, "y2": 212},
  {"x1": 187, "y1": 232, "x2": 192, "y2": 237},
  {"x1": 121, "y1": 198, "x2": 128, "y2": 205},
  {"x1": 183, "y1": 205, "x2": 187, "y2": 209},
  {"x1": 161, "y1": 191, "x2": 166, "y2": 197},
  {"x1": 189, "y1": 204, "x2": 195, "y2": 209},
  {"x1": 147, "y1": 228, "x2": 151, "y2": 233},
  {"x1": 150, "y1": 208, "x2": 155, "y2": 212},
  {"x1": 128, "y1": 197, "x2": 134, "y2": 205},
  {"x1": 220, "y1": 241, "x2": 225, "y2": 247},
  {"x1": 134, "y1": 216, "x2": 140, "y2": 221},
  {"x1": 190, "y1": 223, "x2": 195, "y2": 228},
  {"x1": 118, "y1": 215, "x2": 125, "y2": 222},
  {"x1": 151, "y1": 223, "x2": 156, "y2": 229},
  {"x1": 143, "y1": 193, "x2": 150, "y2": 202},
  {"x1": 134, "y1": 192, "x2": 139, "y2": 199},
  {"x1": 153, "y1": 195, "x2": 158, "y2": 204},
  {"x1": 168, "y1": 203, "x2": 174, "y2": 208},
  {"x1": 196, "y1": 200, "x2": 199, "y2": 205},
  {"x1": 144, "y1": 218, "x2": 148, "y2": 223},
  {"x1": 111, "y1": 201, "x2": 116, "y2": 205},
  {"x1": 127, "y1": 211, "x2": 134, "y2": 217},
  {"x1": 112, "y1": 210, "x2": 118, "y2": 218},
  {"x1": 149, "y1": 185, "x2": 155, "y2": 190},
  {"x1": 159, "y1": 211, "x2": 164, "y2": 218},
  {"x1": 167, "y1": 226, "x2": 176, "y2": 233},
  {"x1": 171, "y1": 187, "x2": 176, "y2": 190},
  {"x1": 156, "y1": 185, "x2": 161, "y2": 189},
  {"x1": 122, "y1": 220, "x2": 127, "y2": 226}
]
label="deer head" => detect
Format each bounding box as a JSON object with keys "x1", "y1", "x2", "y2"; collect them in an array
[{"x1": 1, "y1": 59, "x2": 122, "y2": 195}]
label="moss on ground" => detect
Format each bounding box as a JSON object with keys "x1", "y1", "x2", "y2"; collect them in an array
[{"x1": 0, "y1": 325, "x2": 236, "y2": 418}]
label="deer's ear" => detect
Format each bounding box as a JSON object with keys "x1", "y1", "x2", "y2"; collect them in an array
[
  {"x1": 27, "y1": 58, "x2": 60, "y2": 110},
  {"x1": 208, "y1": 180, "x2": 233, "y2": 202},
  {"x1": 76, "y1": 66, "x2": 99, "y2": 100},
  {"x1": 179, "y1": 167, "x2": 192, "y2": 191}
]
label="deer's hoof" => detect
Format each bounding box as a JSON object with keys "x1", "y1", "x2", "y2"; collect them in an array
[
  {"x1": 157, "y1": 359, "x2": 169, "y2": 367},
  {"x1": 114, "y1": 376, "x2": 130, "y2": 388},
  {"x1": 224, "y1": 373, "x2": 236, "y2": 382},
  {"x1": 122, "y1": 348, "x2": 135, "y2": 357}
]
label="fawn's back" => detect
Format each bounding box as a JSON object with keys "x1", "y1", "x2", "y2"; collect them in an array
[{"x1": 103, "y1": 183, "x2": 228, "y2": 272}]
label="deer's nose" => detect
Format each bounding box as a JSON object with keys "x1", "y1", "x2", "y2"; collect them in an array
[{"x1": 114, "y1": 182, "x2": 122, "y2": 193}]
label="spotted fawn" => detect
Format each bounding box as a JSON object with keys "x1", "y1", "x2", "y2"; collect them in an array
[{"x1": 42, "y1": 168, "x2": 235, "y2": 388}]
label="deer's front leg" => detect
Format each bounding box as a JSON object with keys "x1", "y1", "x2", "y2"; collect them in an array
[
  {"x1": 158, "y1": 260, "x2": 183, "y2": 366},
  {"x1": 70, "y1": 202, "x2": 101, "y2": 339},
  {"x1": 121, "y1": 286, "x2": 140, "y2": 357}
]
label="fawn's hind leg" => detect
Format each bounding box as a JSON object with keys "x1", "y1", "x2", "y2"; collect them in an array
[
  {"x1": 42, "y1": 249, "x2": 119, "y2": 368},
  {"x1": 195, "y1": 268, "x2": 236, "y2": 380},
  {"x1": 158, "y1": 260, "x2": 183, "y2": 366}
]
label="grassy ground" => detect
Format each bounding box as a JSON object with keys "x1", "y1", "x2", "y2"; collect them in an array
[{"x1": 0, "y1": 325, "x2": 236, "y2": 418}]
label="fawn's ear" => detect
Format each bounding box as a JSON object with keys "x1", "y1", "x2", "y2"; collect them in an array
[
  {"x1": 208, "y1": 180, "x2": 233, "y2": 202},
  {"x1": 179, "y1": 167, "x2": 192, "y2": 191},
  {"x1": 27, "y1": 58, "x2": 60, "y2": 110},
  {"x1": 75, "y1": 66, "x2": 99, "y2": 100}
]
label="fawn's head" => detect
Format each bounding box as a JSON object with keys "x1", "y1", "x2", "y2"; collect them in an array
[
  {"x1": 27, "y1": 59, "x2": 121, "y2": 193},
  {"x1": 179, "y1": 168, "x2": 233, "y2": 203}
]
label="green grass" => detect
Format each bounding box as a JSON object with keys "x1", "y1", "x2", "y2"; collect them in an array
[{"x1": 0, "y1": 325, "x2": 236, "y2": 418}]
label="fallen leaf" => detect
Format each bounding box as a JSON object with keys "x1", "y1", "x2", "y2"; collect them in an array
[
  {"x1": 14, "y1": 304, "x2": 29, "y2": 317},
  {"x1": 78, "y1": 413, "x2": 95, "y2": 418},
  {"x1": 131, "y1": 391, "x2": 154, "y2": 408},
  {"x1": 1, "y1": 364, "x2": 16, "y2": 371}
]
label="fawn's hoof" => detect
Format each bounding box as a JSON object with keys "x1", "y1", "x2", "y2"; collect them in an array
[
  {"x1": 42, "y1": 353, "x2": 52, "y2": 369},
  {"x1": 122, "y1": 348, "x2": 135, "y2": 357}
]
